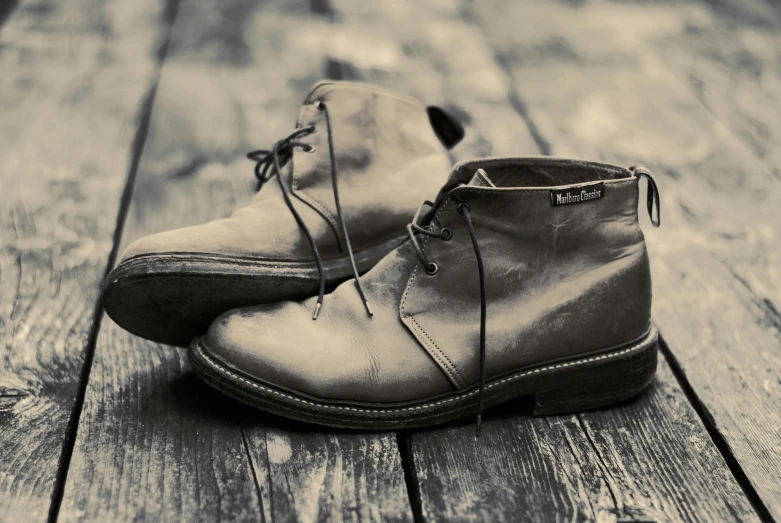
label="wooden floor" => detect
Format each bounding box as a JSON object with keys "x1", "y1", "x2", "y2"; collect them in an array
[{"x1": 2, "y1": 0, "x2": 781, "y2": 520}]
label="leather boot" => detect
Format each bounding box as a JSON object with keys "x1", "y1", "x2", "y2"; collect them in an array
[
  {"x1": 189, "y1": 157, "x2": 661, "y2": 432},
  {"x1": 102, "y1": 81, "x2": 464, "y2": 346}
]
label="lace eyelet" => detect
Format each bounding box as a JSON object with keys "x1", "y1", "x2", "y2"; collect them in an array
[
  {"x1": 457, "y1": 202, "x2": 470, "y2": 215},
  {"x1": 304, "y1": 145, "x2": 316, "y2": 153},
  {"x1": 313, "y1": 100, "x2": 325, "y2": 110},
  {"x1": 426, "y1": 262, "x2": 438, "y2": 275},
  {"x1": 441, "y1": 228, "x2": 452, "y2": 240},
  {"x1": 307, "y1": 125, "x2": 317, "y2": 134}
]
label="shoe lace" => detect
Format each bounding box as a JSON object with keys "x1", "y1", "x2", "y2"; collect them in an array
[
  {"x1": 408, "y1": 199, "x2": 487, "y2": 437},
  {"x1": 246, "y1": 101, "x2": 373, "y2": 320}
]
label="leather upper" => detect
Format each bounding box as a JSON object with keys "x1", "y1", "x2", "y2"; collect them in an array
[
  {"x1": 205, "y1": 157, "x2": 654, "y2": 402},
  {"x1": 119, "y1": 81, "x2": 453, "y2": 263}
]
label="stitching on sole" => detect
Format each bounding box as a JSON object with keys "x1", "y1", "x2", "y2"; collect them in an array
[{"x1": 195, "y1": 327, "x2": 657, "y2": 415}]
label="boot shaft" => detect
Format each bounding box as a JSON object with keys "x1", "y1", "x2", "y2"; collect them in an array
[
  {"x1": 292, "y1": 81, "x2": 458, "y2": 247},
  {"x1": 401, "y1": 158, "x2": 654, "y2": 386}
]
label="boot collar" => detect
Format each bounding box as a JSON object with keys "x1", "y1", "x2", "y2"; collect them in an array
[{"x1": 424, "y1": 157, "x2": 638, "y2": 223}]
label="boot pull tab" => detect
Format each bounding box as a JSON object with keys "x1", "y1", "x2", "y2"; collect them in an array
[
  {"x1": 427, "y1": 106, "x2": 465, "y2": 150},
  {"x1": 630, "y1": 165, "x2": 661, "y2": 228}
]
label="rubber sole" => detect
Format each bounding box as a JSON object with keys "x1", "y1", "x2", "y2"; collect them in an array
[
  {"x1": 188, "y1": 327, "x2": 659, "y2": 430},
  {"x1": 102, "y1": 235, "x2": 406, "y2": 347}
]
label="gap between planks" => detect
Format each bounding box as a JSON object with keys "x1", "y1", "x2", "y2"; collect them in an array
[{"x1": 45, "y1": 0, "x2": 183, "y2": 521}]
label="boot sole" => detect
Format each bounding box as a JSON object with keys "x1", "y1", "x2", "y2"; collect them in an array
[
  {"x1": 188, "y1": 326, "x2": 658, "y2": 430},
  {"x1": 102, "y1": 234, "x2": 406, "y2": 347}
]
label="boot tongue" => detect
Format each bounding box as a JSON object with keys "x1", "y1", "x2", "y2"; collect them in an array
[
  {"x1": 438, "y1": 159, "x2": 501, "y2": 194},
  {"x1": 420, "y1": 167, "x2": 495, "y2": 224},
  {"x1": 467, "y1": 168, "x2": 496, "y2": 187}
]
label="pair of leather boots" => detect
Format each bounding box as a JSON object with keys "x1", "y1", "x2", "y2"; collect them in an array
[{"x1": 103, "y1": 81, "x2": 661, "y2": 434}]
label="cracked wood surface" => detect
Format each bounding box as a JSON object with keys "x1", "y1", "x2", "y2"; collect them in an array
[
  {"x1": 57, "y1": 0, "x2": 411, "y2": 521},
  {"x1": 0, "y1": 0, "x2": 171, "y2": 520}
]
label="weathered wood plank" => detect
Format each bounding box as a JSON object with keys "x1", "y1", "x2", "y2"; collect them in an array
[
  {"x1": 469, "y1": 0, "x2": 781, "y2": 518},
  {"x1": 243, "y1": 422, "x2": 411, "y2": 522},
  {"x1": 408, "y1": 362, "x2": 755, "y2": 522},
  {"x1": 329, "y1": 0, "x2": 761, "y2": 520},
  {"x1": 58, "y1": 330, "x2": 265, "y2": 522},
  {"x1": 58, "y1": 0, "x2": 413, "y2": 520},
  {"x1": 0, "y1": 0, "x2": 171, "y2": 520},
  {"x1": 326, "y1": 0, "x2": 539, "y2": 160},
  {"x1": 604, "y1": 0, "x2": 781, "y2": 181}
]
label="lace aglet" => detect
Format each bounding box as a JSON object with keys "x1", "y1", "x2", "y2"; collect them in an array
[
  {"x1": 475, "y1": 414, "x2": 482, "y2": 438},
  {"x1": 363, "y1": 299, "x2": 374, "y2": 318},
  {"x1": 312, "y1": 301, "x2": 322, "y2": 320}
]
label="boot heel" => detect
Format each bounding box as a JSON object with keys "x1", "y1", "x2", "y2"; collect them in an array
[{"x1": 533, "y1": 333, "x2": 658, "y2": 416}]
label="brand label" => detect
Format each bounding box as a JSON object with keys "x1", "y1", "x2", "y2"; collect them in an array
[{"x1": 550, "y1": 183, "x2": 605, "y2": 207}]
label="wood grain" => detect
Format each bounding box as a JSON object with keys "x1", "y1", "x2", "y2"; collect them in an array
[
  {"x1": 57, "y1": 0, "x2": 412, "y2": 520},
  {"x1": 408, "y1": 362, "x2": 755, "y2": 522},
  {"x1": 0, "y1": 0, "x2": 171, "y2": 520},
  {"x1": 468, "y1": 0, "x2": 781, "y2": 518},
  {"x1": 326, "y1": 0, "x2": 761, "y2": 520},
  {"x1": 243, "y1": 422, "x2": 411, "y2": 522},
  {"x1": 649, "y1": 0, "x2": 781, "y2": 179}
]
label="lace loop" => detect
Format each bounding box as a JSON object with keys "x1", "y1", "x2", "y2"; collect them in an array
[
  {"x1": 629, "y1": 165, "x2": 661, "y2": 228},
  {"x1": 246, "y1": 104, "x2": 371, "y2": 320}
]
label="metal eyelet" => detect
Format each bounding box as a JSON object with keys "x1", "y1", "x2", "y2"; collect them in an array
[
  {"x1": 441, "y1": 228, "x2": 453, "y2": 240},
  {"x1": 304, "y1": 145, "x2": 316, "y2": 153},
  {"x1": 426, "y1": 262, "x2": 438, "y2": 275},
  {"x1": 457, "y1": 202, "x2": 470, "y2": 215},
  {"x1": 313, "y1": 100, "x2": 324, "y2": 110},
  {"x1": 307, "y1": 125, "x2": 317, "y2": 134}
]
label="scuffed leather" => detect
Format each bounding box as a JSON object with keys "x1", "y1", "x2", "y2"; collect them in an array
[
  {"x1": 402, "y1": 159, "x2": 651, "y2": 389},
  {"x1": 205, "y1": 157, "x2": 654, "y2": 401},
  {"x1": 206, "y1": 241, "x2": 452, "y2": 402},
  {"x1": 120, "y1": 81, "x2": 452, "y2": 263}
]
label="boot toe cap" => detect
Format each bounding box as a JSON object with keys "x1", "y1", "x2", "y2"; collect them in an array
[
  {"x1": 120, "y1": 229, "x2": 186, "y2": 261},
  {"x1": 201, "y1": 300, "x2": 453, "y2": 402},
  {"x1": 203, "y1": 302, "x2": 357, "y2": 399}
]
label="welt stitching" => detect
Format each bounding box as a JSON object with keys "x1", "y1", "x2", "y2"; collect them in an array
[
  {"x1": 405, "y1": 317, "x2": 461, "y2": 387},
  {"x1": 400, "y1": 196, "x2": 462, "y2": 385},
  {"x1": 400, "y1": 195, "x2": 453, "y2": 312},
  {"x1": 410, "y1": 316, "x2": 467, "y2": 388},
  {"x1": 119, "y1": 234, "x2": 408, "y2": 268},
  {"x1": 307, "y1": 82, "x2": 426, "y2": 111},
  {"x1": 450, "y1": 157, "x2": 632, "y2": 178},
  {"x1": 452, "y1": 177, "x2": 635, "y2": 195},
  {"x1": 198, "y1": 327, "x2": 657, "y2": 414},
  {"x1": 291, "y1": 107, "x2": 341, "y2": 233},
  {"x1": 298, "y1": 190, "x2": 340, "y2": 231}
]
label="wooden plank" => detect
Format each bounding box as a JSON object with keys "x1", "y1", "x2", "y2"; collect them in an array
[
  {"x1": 603, "y1": 0, "x2": 781, "y2": 179},
  {"x1": 467, "y1": 0, "x2": 781, "y2": 518},
  {"x1": 328, "y1": 0, "x2": 761, "y2": 520},
  {"x1": 57, "y1": 0, "x2": 413, "y2": 520},
  {"x1": 243, "y1": 423, "x2": 411, "y2": 522},
  {"x1": 408, "y1": 363, "x2": 755, "y2": 521},
  {"x1": 0, "y1": 0, "x2": 172, "y2": 520},
  {"x1": 325, "y1": 0, "x2": 539, "y2": 160}
]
